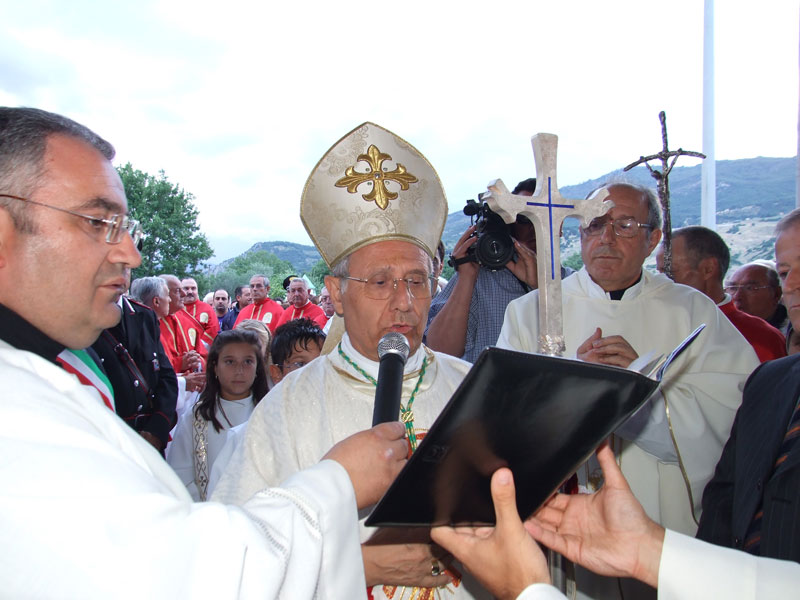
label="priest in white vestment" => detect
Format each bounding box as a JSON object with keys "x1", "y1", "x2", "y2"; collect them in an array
[
  {"x1": 0, "y1": 107, "x2": 411, "y2": 599},
  {"x1": 497, "y1": 183, "x2": 759, "y2": 599},
  {"x1": 214, "y1": 122, "x2": 499, "y2": 599}
]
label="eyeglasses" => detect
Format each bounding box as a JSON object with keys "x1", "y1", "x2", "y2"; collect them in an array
[
  {"x1": 0, "y1": 193, "x2": 144, "y2": 246},
  {"x1": 581, "y1": 217, "x2": 654, "y2": 238},
  {"x1": 278, "y1": 361, "x2": 309, "y2": 372},
  {"x1": 343, "y1": 273, "x2": 436, "y2": 300},
  {"x1": 724, "y1": 284, "x2": 774, "y2": 294}
]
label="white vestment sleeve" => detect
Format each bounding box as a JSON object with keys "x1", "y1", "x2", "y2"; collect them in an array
[
  {"x1": 658, "y1": 529, "x2": 800, "y2": 599},
  {"x1": 0, "y1": 345, "x2": 366, "y2": 600}
]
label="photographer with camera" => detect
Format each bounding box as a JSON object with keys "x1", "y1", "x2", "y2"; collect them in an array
[{"x1": 426, "y1": 178, "x2": 573, "y2": 363}]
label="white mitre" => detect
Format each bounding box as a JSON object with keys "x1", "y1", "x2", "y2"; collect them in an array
[{"x1": 301, "y1": 122, "x2": 447, "y2": 268}]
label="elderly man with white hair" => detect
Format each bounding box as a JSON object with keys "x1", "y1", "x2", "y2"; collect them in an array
[{"x1": 214, "y1": 123, "x2": 488, "y2": 599}]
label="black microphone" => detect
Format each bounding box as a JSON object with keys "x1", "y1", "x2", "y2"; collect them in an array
[{"x1": 372, "y1": 332, "x2": 411, "y2": 426}]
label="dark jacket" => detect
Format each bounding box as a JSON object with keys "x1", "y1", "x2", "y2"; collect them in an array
[
  {"x1": 697, "y1": 353, "x2": 800, "y2": 561},
  {"x1": 92, "y1": 297, "x2": 178, "y2": 448}
]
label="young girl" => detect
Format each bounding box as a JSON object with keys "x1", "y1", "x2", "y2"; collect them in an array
[{"x1": 167, "y1": 329, "x2": 269, "y2": 500}]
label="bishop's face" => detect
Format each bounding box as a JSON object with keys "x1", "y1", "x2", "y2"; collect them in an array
[{"x1": 326, "y1": 240, "x2": 433, "y2": 361}]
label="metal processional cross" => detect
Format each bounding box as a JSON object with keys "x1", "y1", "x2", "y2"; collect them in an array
[
  {"x1": 484, "y1": 133, "x2": 611, "y2": 356},
  {"x1": 623, "y1": 111, "x2": 705, "y2": 278}
]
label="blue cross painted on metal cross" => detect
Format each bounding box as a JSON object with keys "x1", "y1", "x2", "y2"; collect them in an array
[{"x1": 526, "y1": 176, "x2": 577, "y2": 281}]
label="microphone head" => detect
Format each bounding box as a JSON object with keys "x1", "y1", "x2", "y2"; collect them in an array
[{"x1": 377, "y1": 332, "x2": 410, "y2": 362}]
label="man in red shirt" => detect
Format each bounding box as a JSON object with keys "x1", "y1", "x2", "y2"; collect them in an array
[
  {"x1": 181, "y1": 277, "x2": 218, "y2": 344},
  {"x1": 657, "y1": 226, "x2": 786, "y2": 362},
  {"x1": 159, "y1": 275, "x2": 208, "y2": 373},
  {"x1": 233, "y1": 274, "x2": 283, "y2": 332},
  {"x1": 276, "y1": 277, "x2": 328, "y2": 329}
]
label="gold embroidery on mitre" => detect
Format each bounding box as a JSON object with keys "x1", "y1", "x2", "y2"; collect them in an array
[{"x1": 334, "y1": 144, "x2": 418, "y2": 210}]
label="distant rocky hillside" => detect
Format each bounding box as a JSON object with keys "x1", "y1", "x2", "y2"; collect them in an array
[
  {"x1": 208, "y1": 241, "x2": 322, "y2": 275},
  {"x1": 210, "y1": 156, "x2": 798, "y2": 274}
]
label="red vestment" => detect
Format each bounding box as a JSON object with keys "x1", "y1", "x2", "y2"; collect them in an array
[
  {"x1": 720, "y1": 300, "x2": 787, "y2": 363},
  {"x1": 275, "y1": 301, "x2": 328, "y2": 330},
  {"x1": 233, "y1": 298, "x2": 284, "y2": 333},
  {"x1": 159, "y1": 311, "x2": 208, "y2": 373},
  {"x1": 183, "y1": 300, "x2": 219, "y2": 344}
]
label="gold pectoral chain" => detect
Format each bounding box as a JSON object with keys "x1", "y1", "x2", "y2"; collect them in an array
[{"x1": 336, "y1": 342, "x2": 426, "y2": 451}]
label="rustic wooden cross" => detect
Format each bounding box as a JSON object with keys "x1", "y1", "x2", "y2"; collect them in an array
[
  {"x1": 484, "y1": 133, "x2": 610, "y2": 356},
  {"x1": 623, "y1": 111, "x2": 705, "y2": 278}
]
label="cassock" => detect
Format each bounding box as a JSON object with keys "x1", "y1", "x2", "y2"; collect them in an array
[
  {"x1": 510, "y1": 529, "x2": 800, "y2": 600},
  {"x1": 183, "y1": 299, "x2": 219, "y2": 344},
  {"x1": 234, "y1": 298, "x2": 284, "y2": 333},
  {"x1": 159, "y1": 310, "x2": 208, "y2": 373},
  {"x1": 213, "y1": 333, "x2": 491, "y2": 600},
  {"x1": 275, "y1": 301, "x2": 328, "y2": 329},
  {"x1": 498, "y1": 267, "x2": 758, "y2": 535},
  {"x1": 0, "y1": 338, "x2": 368, "y2": 599}
]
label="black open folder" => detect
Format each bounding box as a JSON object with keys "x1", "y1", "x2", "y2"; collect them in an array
[{"x1": 366, "y1": 325, "x2": 704, "y2": 528}]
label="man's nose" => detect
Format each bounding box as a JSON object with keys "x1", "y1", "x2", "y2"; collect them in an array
[{"x1": 599, "y1": 221, "x2": 616, "y2": 243}]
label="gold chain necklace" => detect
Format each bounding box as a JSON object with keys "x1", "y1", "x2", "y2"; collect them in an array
[{"x1": 337, "y1": 342, "x2": 427, "y2": 451}]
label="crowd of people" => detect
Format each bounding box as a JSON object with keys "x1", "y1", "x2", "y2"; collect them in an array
[{"x1": 1, "y1": 107, "x2": 799, "y2": 599}]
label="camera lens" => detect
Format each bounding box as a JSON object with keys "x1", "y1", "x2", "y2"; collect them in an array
[{"x1": 475, "y1": 231, "x2": 515, "y2": 270}]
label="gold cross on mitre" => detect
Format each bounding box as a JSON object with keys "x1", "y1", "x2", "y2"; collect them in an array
[
  {"x1": 483, "y1": 133, "x2": 611, "y2": 356},
  {"x1": 334, "y1": 144, "x2": 418, "y2": 210}
]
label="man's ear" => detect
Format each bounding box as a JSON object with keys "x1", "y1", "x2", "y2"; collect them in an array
[
  {"x1": 269, "y1": 363, "x2": 284, "y2": 384},
  {"x1": 699, "y1": 257, "x2": 718, "y2": 282},
  {"x1": 647, "y1": 228, "x2": 663, "y2": 255},
  {"x1": 325, "y1": 274, "x2": 344, "y2": 316},
  {"x1": 0, "y1": 209, "x2": 17, "y2": 269}
]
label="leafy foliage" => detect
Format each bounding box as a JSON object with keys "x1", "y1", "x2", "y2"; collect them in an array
[
  {"x1": 118, "y1": 163, "x2": 213, "y2": 280},
  {"x1": 308, "y1": 258, "x2": 331, "y2": 293}
]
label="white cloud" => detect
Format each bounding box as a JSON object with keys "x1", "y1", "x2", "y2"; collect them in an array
[{"x1": 1, "y1": 0, "x2": 797, "y2": 262}]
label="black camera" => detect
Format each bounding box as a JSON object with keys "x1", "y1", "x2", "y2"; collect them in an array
[{"x1": 459, "y1": 195, "x2": 516, "y2": 270}]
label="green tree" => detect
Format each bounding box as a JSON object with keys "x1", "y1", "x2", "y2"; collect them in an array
[
  {"x1": 563, "y1": 252, "x2": 584, "y2": 271},
  {"x1": 118, "y1": 163, "x2": 213, "y2": 279},
  {"x1": 207, "y1": 250, "x2": 294, "y2": 301},
  {"x1": 308, "y1": 258, "x2": 331, "y2": 292}
]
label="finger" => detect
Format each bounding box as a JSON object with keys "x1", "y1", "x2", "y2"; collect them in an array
[
  {"x1": 431, "y1": 526, "x2": 473, "y2": 560},
  {"x1": 491, "y1": 468, "x2": 523, "y2": 533},
  {"x1": 524, "y1": 518, "x2": 568, "y2": 556},
  {"x1": 373, "y1": 421, "x2": 406, "y2": 440},
  {"x1": 596, "y1": 441, "x2": 628, "y2": 489}
]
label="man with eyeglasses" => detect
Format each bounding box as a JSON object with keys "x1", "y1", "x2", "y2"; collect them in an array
[
  {"x1": 655, "y1": 226, "x2": 786, "y2": 362},
  {"x1": 213, "y1": 123, "x2": 487, "y2": 599},
  {"x1": 0, "y1": 107, "x2": 411, "y2": 598},
  {"x1": 498, "y1": 182, "x2": 757, "y2": 598},
  {"x1": 726, "y1": 262, "x2": 788, "y2": 333},
  {"x1": 275, "y1": 277, "x2": 327, "y2": 329}
]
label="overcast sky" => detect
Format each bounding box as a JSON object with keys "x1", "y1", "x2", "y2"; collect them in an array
[{"x1": 2, "y1": 0, "x2": 798, "y2": 263}]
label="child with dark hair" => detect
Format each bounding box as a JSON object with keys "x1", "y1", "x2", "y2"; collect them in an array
[
  {"x1": 269, "y1": 318, "x2": 326, "y2": 384},
  {"x1": 167, "y1": 329, "x2": 269, "y2": 500}
]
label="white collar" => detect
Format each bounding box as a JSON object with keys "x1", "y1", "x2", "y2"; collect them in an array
[{"x1": 339, "y1": 332, "x2": 425, "y2": 382}]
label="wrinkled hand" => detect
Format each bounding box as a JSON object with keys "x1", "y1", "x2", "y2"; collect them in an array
[
  {"x1": 183, "y1": 371, "x2": 206, "y2": 393},
  {"x1": 577, "y1": 328, "x2": 638, "y2": 368},
  {"x1": 431, "y1": 468, "x2": 549, "y2": 600},
  {"x1": 181, "y1": 350, "x2": 202, "y2": 372},
  {"x1": 525, "y1": 441, "x2": 664, "y2": 588},
  {"x1": 506, "y1": 239, "x2": 538, "y2": 289},
  {"x1": 322, "y1": 421, "x2": 408, "y2": 510},
  {"x1": 362, "y1": 539, "x2": 453, "y2": 588}
]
